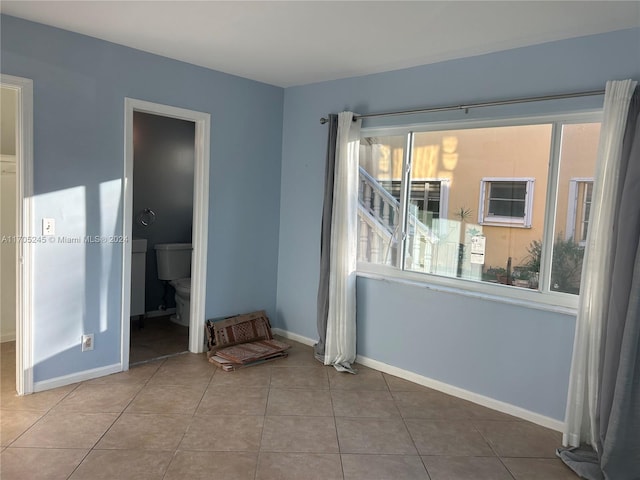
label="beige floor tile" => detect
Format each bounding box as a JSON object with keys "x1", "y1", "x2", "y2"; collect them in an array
[
  {"x1": 180, "y1": 415, "x2": 263, "y2": 451},
  {"x1": 197, "y1": 386, "x2": 268, "y2": 416},
  {"x1": 502, "y1": 457, "x2": 580, "y2": 479},
  {"x1": 209, "y1": 366, "x2": 272, "y2": 388},
  {"x1": 473, "y1": 420, "x2": 561, "y2": 458},
  {"x1": 392, "y1": 390, "x2": 474, "y2": 420},
  {"x1": 96, "y1": 413, "x2": 191, "y2": 450},
  {"x1": 53, "y1": 383, "x2": 142, "y2": 413},
  {"x1": 331, "y1": 390, "x2": 400, "y2": 418},
  {"x1": 256, "y1": 452, "x2": 343, "y2": 480},
  {"x1": 0, "y1": 447, "x2": 88, "y2": 480},
  {"x1": 69, "y1": 449, "x2": 171, "y2": 480},
  {"x1": 126, "y1": 384, "x2": 206, "y2": 414},
  {"x1": 267, "y1": 388, "x2": 333, "y2": 416},
  {"x1": 422, "y1": 456, "x2": 513, "y2": 480},
  {"x1": 12, "y1": 412, "x2": 118, "y2": 448},
  {"x1": 0, "y1": 383, "x2": 76, "y2": 411},
  {"x1": 342, "y1": 454, "x2": 429, "y2": 480},
  {"x1": 405, "y1": 419, "x2": 494, "y2": 456},
  {"x1": 85, "y1": 361, "x2": 163, "y2": 385},
  {"x1": 0, "y1": 409, "x2": 43, "y2": 446},
  {"x1": 165, "y1": 451, "x2": 257, "y2": 480},
  {"x1": 336, "y1": 417, "x2": 417, "y2": 454},
  {"x1": 329, "y1": 366, "x2": 389, "y2": 391},
  {"x1": 271, "y1": 344, "x2": 323, "y2": 368},
  {"x1": 261, "y1": 416, "x2": 338, "y2": 453},
  {"x1": 146, "y1": 364, "x2": 214, "y2": 386},
  {"x1": 270, "y1": 367, "x2": 329, "y2": 389}
]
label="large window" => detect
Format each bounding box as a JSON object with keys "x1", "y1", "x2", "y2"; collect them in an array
[{"x1": 357, "y1": 117, "x2": 601, "y2": 304}]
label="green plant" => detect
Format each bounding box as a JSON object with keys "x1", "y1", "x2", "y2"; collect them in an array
[{"x1": 522, "y1": 235, "x2": 585, "y2": 294}]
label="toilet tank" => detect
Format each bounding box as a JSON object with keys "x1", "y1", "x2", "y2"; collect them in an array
[{"x1": 155, "y1": 243, "x2": 192, "y2": 280}]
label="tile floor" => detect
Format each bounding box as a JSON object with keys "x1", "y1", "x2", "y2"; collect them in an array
[
  {"x1": 0, "y1": 338, "x2": 579, "y2": 479},
  {"x1": 129, "y1": 315, "x2": 189, "y2": 364}
]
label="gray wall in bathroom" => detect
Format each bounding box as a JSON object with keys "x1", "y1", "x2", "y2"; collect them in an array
[{"x1": 132, "y1": 111, "x2": 195, "y2": 313}]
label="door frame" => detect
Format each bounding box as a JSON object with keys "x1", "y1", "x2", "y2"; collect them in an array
[
  {"x1": 122, "y1": 98, "x2": 210, "y2": 368},
  {"x1": 1, "y1": 74, "x2": 34, "y2": 395}
]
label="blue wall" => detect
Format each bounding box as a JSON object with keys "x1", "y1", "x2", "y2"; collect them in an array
[
  {"x1": 276, "y1": 28, "x2": 640, "y2": 421},
  {"x1": 0, "y1": 15, "x2": 284, "y2": 383}
]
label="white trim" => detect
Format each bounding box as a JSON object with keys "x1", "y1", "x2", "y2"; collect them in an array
[
  {"x1": 272, "y1": 328, "x2": 316, "y2": 347},
  {"x1": 355, "y1": 354, "x2": 565, "y2": 432},
  {"x1": 1, "y1": 74, "x2": 34, "y2": 396},
  {"x1": 478, "y1": 177, "x2": 535, "y2": 228},
  {"x1": 33, "y1": 363, "x2": 122, "y2": 392},
  {"x1": 123, "y1": 98, "x2": 210, "y2": 371},
  {"x1": 272, "y1": 328, "x2": 564, "y2": 432},
  {"x1": 565, "y1": 177, "x2": 594, "y2": 245}
]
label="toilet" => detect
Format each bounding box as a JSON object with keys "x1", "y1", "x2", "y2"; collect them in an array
[{"x1": 155, "y1": 243, "x2": 192, "y2": 327}]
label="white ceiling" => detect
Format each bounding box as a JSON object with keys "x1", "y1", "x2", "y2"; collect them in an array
[{"x1": 2, "y1": 1, "x2": 639, "y2": 87}]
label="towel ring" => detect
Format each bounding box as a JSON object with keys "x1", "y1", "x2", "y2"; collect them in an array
[{"x1": 137, "y1": 208, "x2": 156, "y2": 226}]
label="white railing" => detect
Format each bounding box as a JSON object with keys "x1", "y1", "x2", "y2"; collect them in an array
[{"x1": 358, "y1": 167, "x2": 436, "y2": 271}]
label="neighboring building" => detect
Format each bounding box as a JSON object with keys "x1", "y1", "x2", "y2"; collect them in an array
[{"x1": 358, "y1": 121, "x2": 600, "y2": 293}]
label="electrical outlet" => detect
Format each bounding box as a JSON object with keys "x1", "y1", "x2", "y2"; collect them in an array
[
  {"x1": 42, "y1": 218, "x2": 56, "y2": 236},
  {"x1": 81, "y1": 334, "x2": 94, "y2": 352}
]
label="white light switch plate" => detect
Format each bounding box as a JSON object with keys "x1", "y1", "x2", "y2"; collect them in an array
[{"x1": 42, "y1": 218, "x2": 55, "y2": 236}]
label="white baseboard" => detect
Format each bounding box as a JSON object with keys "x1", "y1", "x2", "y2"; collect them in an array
[
  {"x1": 33, "y1": 363, "x2": 122, "y2": 393},
  {"x1": 272, "y1": 328, "x2": 564, "y2": 432},
  {"x1": 272, "y1": 328, "x2": 315, "y2": 347},
  {"x1": 1, "y1": 332, "x2": 17, "y2": 343}
]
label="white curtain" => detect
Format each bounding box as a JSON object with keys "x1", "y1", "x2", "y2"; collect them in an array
[
  {"x1": 563, "y1": 79, "x2": 638, "y2": 448},
  {"x1": 325, "y1": 111, "x2": 361, "y2": 371}
]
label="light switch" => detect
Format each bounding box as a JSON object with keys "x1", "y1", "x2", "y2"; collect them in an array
[{"x1": 42, "y1": 218, "x2": 56, "y2": 236}]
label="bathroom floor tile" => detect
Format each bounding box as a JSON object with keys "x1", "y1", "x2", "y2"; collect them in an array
[{"x1": 331, "y1": 390, "x2": 400, "y2": 418}]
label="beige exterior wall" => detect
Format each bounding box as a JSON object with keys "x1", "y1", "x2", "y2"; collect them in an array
[{"x1": 361, "y1": 122, "x2": 600, "y2": 273}]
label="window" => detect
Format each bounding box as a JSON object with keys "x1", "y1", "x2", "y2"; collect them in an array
[
  {"x1": 358, "y1": 117, "x2": 601, "y2": 304},
  {"x1": 479, "y1": 178, "x2": 534, "y2": 227},
  {"x1": 565, "y1": 179, "x2": 594, "y2": 245}
]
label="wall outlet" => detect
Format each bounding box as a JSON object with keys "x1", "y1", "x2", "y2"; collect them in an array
[
  {"x1": 81, "y1": 334, "x2": 94, "y2": 352},
  {"x1": 42, "y1": 218, "x2": 56, "y2": 236}
]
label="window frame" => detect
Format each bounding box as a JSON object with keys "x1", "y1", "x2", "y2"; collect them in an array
[
  {"x1": 357, "y1": 111, "x2": 602, "y2": 312},
  {"x1": 478, "y1": 177, "x2": 535, "y2": 227},
  {"x1": 565, "y1": 177, "x2": 594, "y2": 247}
]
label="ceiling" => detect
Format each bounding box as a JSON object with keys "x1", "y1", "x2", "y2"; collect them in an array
[{"x1": 2, "y1": 1, "x2": 639, "y2": 87}]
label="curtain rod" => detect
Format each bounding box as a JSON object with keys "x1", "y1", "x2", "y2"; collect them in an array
[{"x1": 319, "y1": 89, "x2": 605, "y2": 124}]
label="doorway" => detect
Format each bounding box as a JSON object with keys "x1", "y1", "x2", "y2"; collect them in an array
[
  {"x1": 0, "y1": 74, "x2": 34, "y2": 396},
  {"x1": 122, "y1": 99, "x2": 210, "y2": 369}
]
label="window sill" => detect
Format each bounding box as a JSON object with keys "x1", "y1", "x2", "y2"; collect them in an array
[{"x1": 356, "y1": 262, "x2": 578, "y2": 316}]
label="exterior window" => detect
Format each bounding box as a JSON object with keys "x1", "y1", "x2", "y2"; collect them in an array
[
  {"x1": 479, "y1": 178, "x2": 534, "y2": 227},
  {"x1": 358, "y1": 118, "x2": 601, "y2": 301}
]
